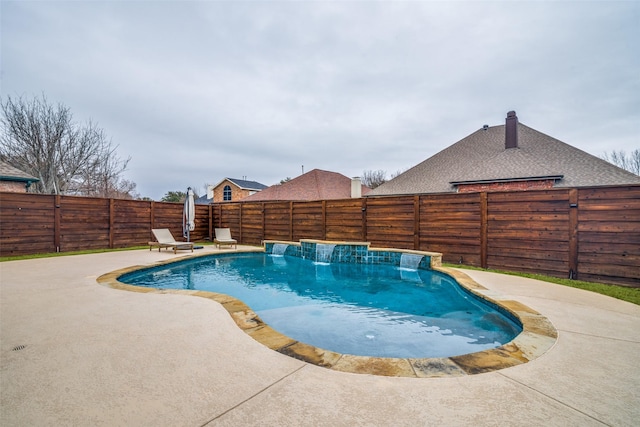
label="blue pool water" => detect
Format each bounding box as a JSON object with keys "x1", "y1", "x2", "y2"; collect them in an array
[{"x1": 120, "y1": 253, "x2": 522, "y2": 358}]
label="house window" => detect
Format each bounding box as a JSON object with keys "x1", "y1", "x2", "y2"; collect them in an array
[{"x1": 223, "y1": 185, "x2": 232, "y2": 201}]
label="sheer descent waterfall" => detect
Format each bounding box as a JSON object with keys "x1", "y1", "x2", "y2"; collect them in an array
[
  {"x1": 271, "y1": 243, "x2": 289, "y2": 256},
  {"x1": 315, "y1": 243, "x2": 336, "y2": 263},
  {"x1": 399, "y1": 253, "x2": 423, "y2": 270}
]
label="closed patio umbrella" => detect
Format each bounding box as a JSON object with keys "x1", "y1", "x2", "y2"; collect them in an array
[{"x1": 183, "y1": 187, "x2": 195, "y2": 241}]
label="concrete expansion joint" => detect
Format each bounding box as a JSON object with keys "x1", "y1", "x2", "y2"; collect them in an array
[
  {"x1": 199, "y1": 364, "x2": 307, "y2": 426},
  {"x1": 559, "y1": 328, "x2": 640, "y2": 344},
  {"x1": 497, "y1": 371, "x2": 611, "y2": 426}
]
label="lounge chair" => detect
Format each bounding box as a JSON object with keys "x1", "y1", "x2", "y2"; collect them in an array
[
  {"x1": 149, "y1": 228, "x2": 194, "y2": 254},
  {"x1": 214, "y1": 228, "x2": 237, "y2": 249}
]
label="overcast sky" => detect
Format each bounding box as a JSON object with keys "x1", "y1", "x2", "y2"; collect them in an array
[{"x1": 2, "y1": 1, "x2": 639, "y2": 200}]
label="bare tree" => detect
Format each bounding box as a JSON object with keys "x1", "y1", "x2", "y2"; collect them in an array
[
  {"x1": 602, "y1": 149, "x2": 640, "y2": 175},
  {"x1": 361, "y1": 169, "x2": 387, "y2": 189},
  {"x1": 390, "y1": 169, "x2": 405, "y2": 180},
  {"x1": 0, "y1": 94, "x2": 134, "y2": 197},
  {"x1": 70, "y1": 139, "x2": 136, "y2": 198},
  {"x1": 631, "y1": 150, "x2": 640, "y2": 176}
]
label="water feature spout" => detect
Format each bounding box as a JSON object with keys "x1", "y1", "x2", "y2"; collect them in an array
[
  {"x1": 399, "y1": 253, "x2": 423, "y2": 270},
  {"x1": 315, "y1": 243, "x2": 336, "y2": 263},
  {"x1": 271, "y1": 243, "x2": 289, "y2": 256}
]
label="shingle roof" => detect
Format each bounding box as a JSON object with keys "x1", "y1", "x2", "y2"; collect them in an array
[
  {"x1": 194, "y1": 194, "x2": 211, "y2": 205},
  {"x1": 224, "y1": 178, "x2": 268, "y2": 191},
  {"x1": 242, "y1": 169, "x2": 371, "y2": 202},
  {"x1": 0, "y1": 161, "x2": 39, "y2": 182},
  {"x1": 369, "y1": 119, "x2": 640, "y2": 196}
]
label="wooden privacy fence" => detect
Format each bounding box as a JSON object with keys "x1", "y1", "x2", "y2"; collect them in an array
[
  {"x1": 0, "y1": 193, "x2": 211, "y2": 255},
  {"x1": 212, "y1": 185, "x2": 640, "y2": 287},
  {"x1": 1, "y1": 185, "x2": 638, "y2": 287}
]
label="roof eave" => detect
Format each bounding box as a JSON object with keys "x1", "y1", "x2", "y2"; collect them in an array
[
  {"x1": 450, "y1": 175, "x2": 564, "y2": 186},
  {"x1": 0, "y1": 175, "x2": 40, "y2": 183}
]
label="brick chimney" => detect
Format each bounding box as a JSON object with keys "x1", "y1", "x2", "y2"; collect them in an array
[{"x1": 505, "y1": 110, "x2": 518, "y2": 149}]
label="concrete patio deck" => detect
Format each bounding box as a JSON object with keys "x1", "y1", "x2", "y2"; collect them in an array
[{"x1": 1, "y1": 246, "x2": 638, "y2": 426}]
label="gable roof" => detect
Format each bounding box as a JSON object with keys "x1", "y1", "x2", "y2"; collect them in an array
[
  {"x1": 213, "y1": 178, "x2": 268, "y2": 191},
  {"x1": 369, "y1": 116, "x2": 640, "y2": 196},
  {"x1": 0, "y1": 161, "x2": 39, "y2": 182},
  {"x1": 242, "y1": 169, "x2": 371, "y2": 202}
]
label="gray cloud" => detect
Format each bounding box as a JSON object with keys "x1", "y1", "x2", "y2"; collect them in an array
[{"x1": 2, "y1": 1, "x2": 638, "y2": 199}]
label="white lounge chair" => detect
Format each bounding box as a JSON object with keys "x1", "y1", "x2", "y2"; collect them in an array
[
  {"x1": 214, "y1": 228, "x2": 237, "y2": 249},
  {"x1": 149, "y1": 228, "x2": 194, "y2": 254}
]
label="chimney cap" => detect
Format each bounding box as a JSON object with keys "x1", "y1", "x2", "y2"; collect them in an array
[{"x1": 507, "y1": 110, "x2": 517, "y2": 118}]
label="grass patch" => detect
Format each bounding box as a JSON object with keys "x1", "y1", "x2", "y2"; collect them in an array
[
  {"x1": 1, "y1": 242, "x2": 218, "y2": 262},
  {"x1": 0, "y1": 241, "x2": 224, "y2": 262},
  {"x1": 448, "y1": 264, "x2": 640, "y2": 305},
  {"x1": 0, "y1": 246, "x2": 149, "y2": 262}
]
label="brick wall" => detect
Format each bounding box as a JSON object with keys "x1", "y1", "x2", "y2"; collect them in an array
[
  {"x1": 212, "y1": 180, "x2": 254, "y2": 202},
  {"x1": 0, "y1": 181, "x2": 28, "y2": 192},
  {"x1": 457, "y1": 179, "x2": 555, "y2": 193}
]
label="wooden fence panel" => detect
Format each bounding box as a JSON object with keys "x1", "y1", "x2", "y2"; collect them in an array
[
  {"x1": 216, "y1": 203, "x2": 241, "y2": 242},
  {"x1": 151, "y1": 202, "x2": 186, "y2": 242},
  {"x1": 112, "y1": 199, "x2": 151, "y2": 247},
  {"x1": 326, "y1": 199, "x2": 365, "y2": 241},
  {"x1": 264, "y1": 202, "x2": 292, "y2": 242},
  {"x1": 59, "y1": 196, "x2": 110, "y2": 251},
  {"x1": 420, "y1": 193, "x2": 482, "y2": 265},
  {"x1": 193, "y1": 204, "x2": 210, "y2": 241},
  {"x1": 3, "y1": 186, "x2": 639, "y2": 287},
  {"x1": 365, "y1": 196, "x2": 415, "y2": 249},
  {"x1": 240, "y1": 203, "x2": 264, "y2": 245},
  {"x1": 116, "y1": 201, "x2": 207, "y2": 245},
  {"x1": 487, "y1": 190, "x2": 570, "y2": 277},
  {"x1": 292, "y1": 201, "x2": 324, "y2": 241},
  {"x1": 577, "y1": 186, "x2": 640, "y2": 286},
  {"x1": 0, "y1": 193, "x2": 56, "y2": 255}
]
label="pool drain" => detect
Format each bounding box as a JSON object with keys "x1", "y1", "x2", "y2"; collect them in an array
[{"x1": 12, "y1": 345, "x2": 26, "y2": 351}]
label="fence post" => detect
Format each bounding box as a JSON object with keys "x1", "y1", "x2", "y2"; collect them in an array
[
  {"x1": 568, "y1": 188, "x2": 579, "y2": 279},
  {"x1": 414, "y1": 195, "x2": 420, "y2": 250},
  {"x1": 239, "y1": 203, "x2": 243, "y2": 243},
  {"x1": 208, "y1": 204, "x2": 213, "y2": 241},
  {"x1": 54, "y1": 194, "x2": 61, "y2": 252},
  {"x1": 480, "y1": 192, "x2": 488, "y2": 268},
  {"x1": 261, "y1": 202, "x2": 265, "y2": 242},
  {"x1": 150, "y1": 201, "x2": 155, "y2": 229},
  {"x1": 361, "y1": 198, "x2": 367, "y2": 242},
  {"x1": 322, "y1": 200, "x2": 327, "y2": 240},
  {"x1": 289, "y1": 201, "x2": 294, "y2": 241},
  {"x1": 109, "y1": 199, "x2": 115, "y2": 248}
]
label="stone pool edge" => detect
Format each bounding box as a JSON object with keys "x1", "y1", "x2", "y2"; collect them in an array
[{"x1": 96, "y1": 247, "x2": 558, "y2": 378}]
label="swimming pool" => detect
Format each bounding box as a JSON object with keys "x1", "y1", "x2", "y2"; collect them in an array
[
  {"x1": 119, "y1": 249, "x2": 521, "y2": 359},
  {"x1": 100, "y1": 241, "x2": 558, "y2": 377}
]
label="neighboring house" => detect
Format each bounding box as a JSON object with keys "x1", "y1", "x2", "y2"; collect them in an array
[
  {"x1": 0, "y1": 161, "x2": 39, "y2": 193},
  {"x1": 194, "y1": 186, "x2": 213, "y2": 205},
  {"x1": 242, "y1": 169, "x2": 371, "y2": 202},
  {"x1": 210, "y1": 178, "x2": 268, "y2": 203},
  {"x1": 369, "y1": 111, "x2": 640, "y2": 196},
  {"x1": 194, "y1": 193, "x2": 211, "y2": 205}
]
